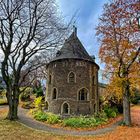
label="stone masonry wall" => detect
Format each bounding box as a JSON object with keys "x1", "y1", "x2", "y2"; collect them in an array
[{"x1": 46, "y1": 59, "x2": 99, "y2": 115}]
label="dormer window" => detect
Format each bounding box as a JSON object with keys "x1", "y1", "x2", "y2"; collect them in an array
[{"x1": 68, "y1": 72, "x2": 76, "y2": 83}]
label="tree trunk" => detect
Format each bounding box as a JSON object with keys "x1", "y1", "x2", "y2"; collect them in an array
[
  {"x1": 6, "y1": 88, "x2": 19, "y2": 120},
  {"x1": 123, "y1": 81, "x2": 131, "y2": 126}
]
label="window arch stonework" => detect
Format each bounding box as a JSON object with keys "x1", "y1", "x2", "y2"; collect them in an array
[
  {"x1": 78, "y1": 88, "x2": 89, "y2": 101},
  {"x1": 61, "y1": 102, "x2": 70, "y2": 114},
  {"x1": 68, "y1": 72, "x2": 76, "y2": 83}
]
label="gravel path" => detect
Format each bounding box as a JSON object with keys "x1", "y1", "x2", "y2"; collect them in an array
[{"x1": 18, "y1": 107, "x2": 122, "y2": 136}]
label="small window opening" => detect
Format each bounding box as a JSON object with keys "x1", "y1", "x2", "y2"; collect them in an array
[
  {"x1": 49, "y1": 75, "x2": 52, "y2": 84},
  {"x1": 78, "y1": 88, "x2": 88, "y2": 101},
  {"x1": 52, "y1": 88, "x2": 57, "y2": 99},
  {"x1": 63, "y1": 103, "x2": 69, "y2": 114},
  {"x1": 68, "y1": 72, "x2": 75, "y2": 83}
]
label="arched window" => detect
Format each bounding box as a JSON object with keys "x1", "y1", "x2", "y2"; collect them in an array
[
  {"x1": 94, "y1": 104, "x2": 96, "y2": 113},
  {"x1": 68, "y1": 72, "x2": 76, "y2": 83},
  {"x1": 63, "y1": 103, "x2": 69, "y2": 114},
  {"x1": 78, "y1": 88, "x2": 88, "y2": 101},
  {"x1": 52, "y1": 88, "x2": 57, "y2": 99},
  {"x1": 92, "y1": 76, "x2": 95, "y2": 85},
  {"x1": 61, "y1": 102, "x2": 70, "y2": 114}
]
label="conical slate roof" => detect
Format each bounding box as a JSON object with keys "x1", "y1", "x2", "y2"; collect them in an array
[{"x1": 52, "y1": 28, "x2": 94, "y2": 63}]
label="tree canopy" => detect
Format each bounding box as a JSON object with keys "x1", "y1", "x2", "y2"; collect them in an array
[
  {"x1": 0, "y1": 0, "x2": 67, "y2": 120},
  {"x1": 96, "y1": 0, "x2": 140, "y2": 125}
]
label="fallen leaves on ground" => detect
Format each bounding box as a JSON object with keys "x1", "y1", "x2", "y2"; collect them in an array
[{"x1": 0, "y1": 105, "x2": 140, "y2": 140}]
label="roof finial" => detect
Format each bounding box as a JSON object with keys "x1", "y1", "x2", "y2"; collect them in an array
[{"x1": 73, "y1": 25, "x2": 77, "y2": 36}]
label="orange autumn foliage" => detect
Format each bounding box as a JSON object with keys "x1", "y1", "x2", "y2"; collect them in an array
[{"x1": 96, "y1": 0, "x2": 140, "y2": 97}]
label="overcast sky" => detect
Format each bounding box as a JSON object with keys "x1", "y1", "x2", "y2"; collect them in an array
[
  {"x1": 56, "y1": 0, "x2": 108, "y2": 66},
  {"x1": 56, "y1": 0, "x2": 109, "y2": 83}
]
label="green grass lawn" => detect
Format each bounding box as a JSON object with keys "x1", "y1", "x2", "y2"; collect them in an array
[{"x1": 0, "y1": 119, "x2": 66, "y2": 140}]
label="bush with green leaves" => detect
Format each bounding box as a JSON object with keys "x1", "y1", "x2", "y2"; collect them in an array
[
  {"x1": 103, "y1": 105, "x2": 118, "y2": 118},
  {"x1": 130, "y1": 89, "x2": 140, "y2": 104},
  {"x1": 32, "y1": 110, "x2": 108, "y2": 127},
  {"x1": 33, "y1": 87, "x2": 44, "y2": 97},
  {"x1": 33, "y1": 80, "x2": 44, "y2": 97},
  {"x1": 33, "y1": 110, "x2": 48, "y2": 121},
  {"x1": 131, "y1": 97, "x2": 140, "y2": 104},
  {"x1": 130, "y1": 91, "x2": 140, "y2": 104},
  {"x1": 34, "y1": 97, "x2": 43, "y2": 110},
  {"x1": 30, "y1": 105, "x2": 119, "y2": 128},
  {"x1": 100, "y1": 95, "x2": 123, "y2": 114},
  {"x1": 63, "y1": 115, "x2": 108, "y2": 128},
  {"x1": 32, "y1": 110, "x2": 60, "y2": 124},
  {"x1": 108, "y1": 96, "x2": 123, "y2": 114},
  {"x1": 46, "y1": 113, "x2": 60, "y2": 124}
]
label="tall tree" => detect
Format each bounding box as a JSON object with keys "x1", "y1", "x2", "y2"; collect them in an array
[
  {"x1": 28, "y1": 49, "x2": 57, "y2": 82},
  {"x1": 20, "y1": 49, "x2": 57, "y2": 87},
  {"x1": 0, "y1": 0, "x2": 67, "y2": 120},
  {"x1": 96, "y1": 0, "x2": 140, "y2": 125}
]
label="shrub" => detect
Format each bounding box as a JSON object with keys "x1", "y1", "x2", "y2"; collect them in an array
[
  {"x1": 33, "y1": 87, "x2": 44, "y2": 97},
  {"x1": 31, "y1": 110, "x2": 60, "y2": 124},
  {"x1": 63, "y1": 118, "x2": 81, "y2": 127},
  {"x1": 33, "y1": 110, "x2": 48, "y2": 121},
  {"x1": 46, "y1": 113, "x2": 60, "y2": 124},
  {"x1": 110, "y1": 111, "x2": 117, "y2": 118},
  {"x1": 104, "y1": 105, "x2": 118, "y2": 118},
  {"x1": 34, "y1": 96, "x2": 43, "y2": 110},
  {"x1": 63, "y1": 116, "x2": 107, "y2": 128},
  {"x1": 131, "y1": 97, "x2": 140, "y2": 105},
  {"x1": 131, "y1": 88, "x2": 140, "y2": 105},
  {"x1": 105, "y1": 95, "x2": 123, "y2": 114},
  {"x1": 31, "y1": 110, "x2": 109, "y2": 127},
  {"x1": 97, "y1": 111, "x2": 107, "y2": 118}
]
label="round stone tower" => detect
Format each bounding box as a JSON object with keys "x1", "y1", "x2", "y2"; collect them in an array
[{"x1": 46, "y1": 27, "x2": 99, "y2": 116}]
